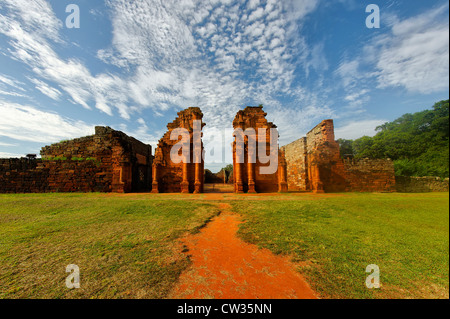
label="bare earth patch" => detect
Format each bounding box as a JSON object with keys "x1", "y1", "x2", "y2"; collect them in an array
[{"x1": 169, "y1": 202, "x2": 317, "y2": 299}]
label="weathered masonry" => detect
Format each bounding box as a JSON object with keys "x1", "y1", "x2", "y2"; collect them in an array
[
  {"x1": 0, "y1": 126, "x2": 152, "y2": 193},
  {"x1": 151, "y1": 107, "x2": 205, "y2": 193},
  {"x1": 281, "y1": 119, "x2": 396, "y2": 193},
  {"x1": 1, "y1": 107, "x2": 399, "y2": 194},
  {"x1": 232, "y1": 106, "x2": 288, "y2": 193}
]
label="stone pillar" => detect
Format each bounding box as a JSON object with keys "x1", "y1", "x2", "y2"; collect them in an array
[
  {"x1": 201, "y1": 159, "x2": 205, "y2": 193},
  {"x1": 181, "y1": 145, "x2": 190, "y2": 193},
  {"x1": 247, "y1": 161, "x2": 256, "y2": 193},
  {"x1": 194, "y1": 162, "x2": 202, "y2": 194},
  {"x1": 151, "y1": 164, "x2": 159, "y2": 193},
  {"x1": 235, "y1": 163, "x2": 244, "y2": 193},
  {"x1": 181, "y1": 161, "x2": 190, "y2": 193},
  {"x1": 235, "y1": 143, "x2": 244, "y2": 193},
  {"x1": 278, "y1": 161, "x2": 288, "y2": 193}
]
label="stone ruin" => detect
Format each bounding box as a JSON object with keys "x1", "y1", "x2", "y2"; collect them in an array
[
  {"x1": 151, "y1": 107, "x2": 205, "y2": 194},
  {"x1": 232, "y1": 106, "x2": 288, "y2": 193},
  {"x1": 0, "y1": 107, "x2": 397, "y2": 194},
  {"x1": 0, "y1": 126, "x2": 152, "y2": 193},
  {"x1": 281, "y1": 119, "x2": 396, "y2": 193}
]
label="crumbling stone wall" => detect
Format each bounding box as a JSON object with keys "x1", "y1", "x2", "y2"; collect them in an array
[
  {"x1": 281, "y1": 137, "x2": 308, "y2": 191},
  {"x1": 306, "y1": 120, "x2": 346, "y2": 193},
  {"x1": 344, "y1": 158, "x2": 396, "y2": 192},
  {"x1": 0, "y1": 126, "x2": 152, "y2": 193},
  {"x1": 0, "y1": 158, "x2": 111, "y2": 193},
  {"x1": 1, "y1": 158, "x2": 47, "y2": 193},
  {"x1": 395, "y1": 176, "x2": 449, "y2": 192},
  {"x1": 282, "y1": 120, "x2": 395, "y2": 193},
  {"x1": 232, "y1": 106, "x2": 287, "y2": 193},
  {"x1": 152, "y1": 107, "x2": 205, "y2": 193}
]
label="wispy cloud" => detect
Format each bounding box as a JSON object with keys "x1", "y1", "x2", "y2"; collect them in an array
[
  {"x1": 0, "y1": 74, "x2": 25, "y2": 91},
  {"x1": 335, "y1": 119, "x2": 387, "y2": 140},
  {"x1": 0, "y1": 100, "x2": 94, "y2": 143},
  {"x1": 0, "y1": 0, "x2": 323, "y2": 135},
  {"x1": 29, "y1": 78, "x2": 62, "y2": 101},
  {"x1": 366, "y1": 4, "x2": 449, "y2": 93},
  {"x1": 99, "y1": 0, "x2": 325, "y2": 139},
  {"x1": 0, "y1": 151, "x2": 26, "y2": 158},
  {"x1": 0, "y1": 141, "x2": 17, "y2": 147}
]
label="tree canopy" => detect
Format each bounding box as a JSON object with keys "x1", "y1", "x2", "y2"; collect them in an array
[{"x1": 338, "y1": 100, "x2": 449, "y2": 178}]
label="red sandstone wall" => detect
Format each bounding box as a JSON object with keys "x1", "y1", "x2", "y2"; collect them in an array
[
  {"x1": 282, "y1": 119, "x2": 395, "y2": 193},
  {"x1": 0, "y1": 158, "x2": 111, "y2": 193},
  {"x1": 344, "y1": 158, "x2": 396, "y2": 192},
  {"x1": 306, "y1": 120, "x2": 346, "y2": 193},
  {"x1": 152, "y1": 107, "x2": 205, "y2": 193},
  {"x1": 0, "y1": 126, "x2": 152, "y2": 194},
  {"x1": 232, "y1": 106, "x2": 287, "y2": 193},
  {"x1": 41, "y1": 126, "x2": 152, "y2": 193},
  {"x1": 281, "y1": 137, "x2": 308, "y2": 191}
]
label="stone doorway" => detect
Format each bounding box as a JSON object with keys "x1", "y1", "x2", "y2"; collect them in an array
[{"x1": 151, "y1": 106, "x2": 287, "y2": 194}]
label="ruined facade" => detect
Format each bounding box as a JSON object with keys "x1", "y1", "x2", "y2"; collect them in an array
[
  {"x1": 151, "y1": 107, "x2": 205, "y2": 193},
  {"x1": 281, "y1": 120, "x2": 396, "y2": 193},
  {"x1": 1, "y1": 107, "x2": 400, "y2": 194},
  {"x1": 0, "y1": 126, "x2": 152, "y2": 193},
  {"x1": 232, "y1": 106, "x2": 288, "y2": 193}
]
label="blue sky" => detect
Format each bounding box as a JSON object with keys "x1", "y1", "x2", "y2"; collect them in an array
[{"x1": 0, "y1": 0, "x2": 448, "y2": 171}]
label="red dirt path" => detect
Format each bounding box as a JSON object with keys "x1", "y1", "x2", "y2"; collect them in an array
[{"x1": 169, "y1": 202, "x2": 317, "y2": 299}]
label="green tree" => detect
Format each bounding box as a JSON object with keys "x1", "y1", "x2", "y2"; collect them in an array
[
  {"x1": 337, "y1": 139, "x2": 354, "y2": 158},
  {"x1": 346, "y1": 100, "x2": 449, "y2": 178}
]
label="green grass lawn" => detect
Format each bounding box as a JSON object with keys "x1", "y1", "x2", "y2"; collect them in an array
[
  {"x1": 231, "y1": 193, "x2": 449, "y2": 299},
  {"x1": 0, "y1": 192, "x2": 448, "y2": 299},
  {"x1": 0, "y1": 193, "x2": 219, "y2": 299}
]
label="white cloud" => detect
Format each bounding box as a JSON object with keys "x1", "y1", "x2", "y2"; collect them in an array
[
  {"x1": 303, "y1": 42, "x2": 329, "y2": 76},
  {"x1": 0, "y1": 90, "x2": 27, "y2": 98},
  {"x1": 0, "y1": 0, "x2": 62, "y2": 42},
  {"x1": 369, "y1": 4, "x2": 449, "y2": 93},
  {"x1": 335, "y1": 119, "x2": 387, "y2": 140},
  {"x1": 0, "y1": 142, "x2": 17, "y2": 147},
  {"x1": 247, "y1": 0, "x2": 260, "y2": 10},
  {"x1": 0, "y1": 0, "x2": 323, "y2": 137},
  {"x1": 247, "y1": 7, "x2": 265, "y2": 22},
  {"x1": 0, "y1": 152, "x2": 26, "y2": 158},
  {"x1": 97, "y1": 0, "x2": 321, "y2": 129},
  {"x1": 0, "y1": 1, "x2": 130, "y2": 117},
  {"x1": 335, "y1": 60, "x2": 362, "y2": 89},
  {"x1": 0, "y1": 101, "x2": 94, "y2": 143},
  {"x1": 29, "y1": 78, "x2": 62, "y2": 101},
  {"x1": 0, "y1": 74, "x2": 25, "y2": 91},
  {"x1": 344, "y1": 89, "x2": 369, "y2": 102}
]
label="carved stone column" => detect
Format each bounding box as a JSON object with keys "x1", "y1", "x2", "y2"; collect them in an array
[
  {"x1": 247, "y1": 161, "x2": 256, "y2": 193},
  {"x1": 278, "y1": 161, "x2": 288, "y2": 193},
  {"x1": 194, "y1": 162, "x2": 202, "y2": 194},
  {"x1": 151, "y1": 164, "x2": 159, "y2": 193},
  {"x1": 235, "y1": 143, "x2": 244, "y2": 193},
  {"x1": 181, "y1": 161, "x2": 190, "y2": 193}
]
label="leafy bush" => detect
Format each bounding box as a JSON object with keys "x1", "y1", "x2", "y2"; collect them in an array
[{"x1": 338, "y1": 100, "x2": 449, "y2": 178}]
